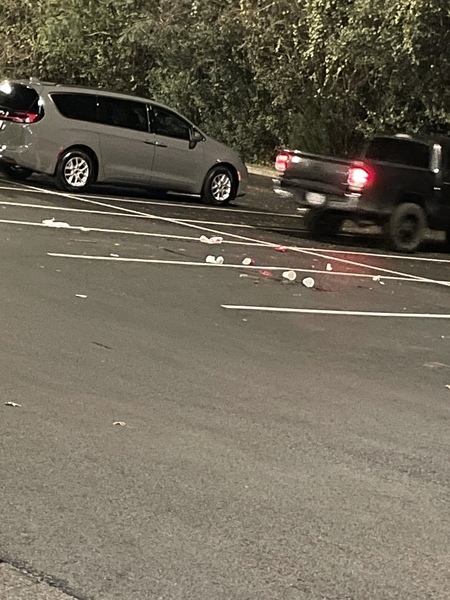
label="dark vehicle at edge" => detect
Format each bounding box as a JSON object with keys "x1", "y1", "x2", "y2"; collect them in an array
[{"x1": 273, "y1": 134, "x2": 450, "y2": 252}]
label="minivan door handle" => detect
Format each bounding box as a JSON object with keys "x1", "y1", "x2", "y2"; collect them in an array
[{"x1": 144, "y1": 140, "x2": 167, "y2": 148}]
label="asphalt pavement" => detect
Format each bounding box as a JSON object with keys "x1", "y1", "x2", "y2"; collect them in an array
[{"x1": 1, "y1": 171, "x2": 449, "y2": 600}]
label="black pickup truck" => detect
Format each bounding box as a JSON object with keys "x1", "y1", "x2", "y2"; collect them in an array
[{"x1": 273, "y1": 134, "x2": 450, "y2": 252}]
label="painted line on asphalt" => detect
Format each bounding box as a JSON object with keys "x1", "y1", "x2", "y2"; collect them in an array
[
  {"x1": 221, "y1": 305, "x2": 450, "y2": 319},
  {"x1": 0, "y1": 182, "x2": 302, "y2": 219},
  {"x1": 0, "y1": 200, "x2": 267, "y2": 230},
  {"x1": 45, "y1": 253, "x2": 450, "y2": 285},
  {"x1": 3, "y1": 184, "x2": 449, "y2": 264},
  {"x1": 2, "y1": 199, "x2": 449, "y2": 266},
  {"x1": 16, "y1": 180, "x2": 450, "y2": 288},
  {"x1": 292, "y1": 245, "x2": 450, "y2": 265},
  {"x1": 78, "y1": 192, "x2": 303, "y2": 219},
  {"x1": 0, "y1": 218, "x2": 268, "y2": 246}
]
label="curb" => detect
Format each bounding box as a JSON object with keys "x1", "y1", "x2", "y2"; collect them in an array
[{"x1": 247, "y1": 165, "x2": 278, "y2": 179}]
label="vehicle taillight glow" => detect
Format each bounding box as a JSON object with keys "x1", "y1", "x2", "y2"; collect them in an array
[
  {"x1": 0, "y1": 110, "x2": 42, "y2": 124},
  {"x1": 347, "y1": 164, "x2": 374, "y2": 191},
  {"x1": 275, "y1": 152, "x2": 290, "y2": 172}
]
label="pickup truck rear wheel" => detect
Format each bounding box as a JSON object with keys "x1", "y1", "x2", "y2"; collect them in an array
[
  {"x1": 384, "y1": 203, "x2": 426, "y2": 252},
  {"x1": 305, "y1": 209, "x2": 344, "y2": 239}
]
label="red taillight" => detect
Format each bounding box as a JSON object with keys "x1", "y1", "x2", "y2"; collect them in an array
[
  {"x1": 275, "y1": 152, "x2": 290, "y2": 172},
  {"x1": 347, "y1": 164, "x2": 374, "y2": 191},
  {"x1": 0, "y1": 110, "x2": 42, "y2": 124}
]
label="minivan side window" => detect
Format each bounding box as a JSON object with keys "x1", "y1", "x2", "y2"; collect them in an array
[
  {"x1": 97, "y1": 96, "x2": 148, "y2": 132},
  {"x1": 152, "y1": 106, "x2": 191, "y2": 141},
  {"x1": 51, "y1": 93, "x2": 98, "y2": 123}
]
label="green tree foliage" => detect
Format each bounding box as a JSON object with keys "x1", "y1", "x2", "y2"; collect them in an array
[{"x1": 1, "y1": 0, "x2": 449, "y2": 161}]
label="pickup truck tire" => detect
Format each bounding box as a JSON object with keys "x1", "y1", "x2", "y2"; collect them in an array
[
  {"x1": 384, "y1": 203, "x2": 426, "y2": 252},
  {"x1": 305, "y1": 209, "x2": 344, "y2": 239}
]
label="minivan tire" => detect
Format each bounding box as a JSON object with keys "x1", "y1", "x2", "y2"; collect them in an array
[
  {"x1": 0, "y1": 164, "x2": 33, "y2": 181},
  {"x1": 305, "y1": 209, "x2": 344, "y2": 239},
  {"x1": 384, "y1": 202, "x2": 427, "y2": 252},
  {"x1": 201, "y1": 166, "x2": 236, "y2": 205},
  {"x1": 56, "y1": 149, "x2": 95, "y2": 192}
]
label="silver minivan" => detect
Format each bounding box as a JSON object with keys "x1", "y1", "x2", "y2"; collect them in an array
[{"x1": 0, "y1": 79, "x2": 248, "y2": 204}]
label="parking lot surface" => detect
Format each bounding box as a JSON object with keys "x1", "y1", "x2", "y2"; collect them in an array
[{"x1": 1, "y1": 172, "x2": 449, "y2": 600}]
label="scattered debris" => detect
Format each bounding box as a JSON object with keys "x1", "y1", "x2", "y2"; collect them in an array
[
  {"x1": 75, "y1": 294, "x2": 87, "y2": 299},
  {"x1": 5, "y1": 402, "x2": 21, "y2": 408},
  {"x1": 260, "y1": 270, "x2": 273, "y2": 277},
  {"x1": 42, "y1": 218, "x2": 71, "y2": 228},
  {"x1": 162, "y1": 247, "x2": 187, "y2": 257},
  {"x1": 242, "y1": 257, "x2": 255, "y2": 266},
  {"x1": 446, "y1": 385, "x2": 450, "y2": 390},
  {"x1": 113, "y1": 421, "x2": 126, "y2": 426},
  {"x1": 423, "y1": 362, "x2": 450, "y2": 369},
  {"x1": 110, "y1": 253, "x2": 119, "y2": 257},
  {"x1": 326, "y1": 263, "x2": 333, "y2": 271},
  {"x1": 302, "y1": 277, "x2": 315, "y2": 288},
  {"x1": 242, "y1": 319, "x2": 248, "y2": 322},
  {"x1": 372, "y1": 275, "x2": 381, "y2": 282},
  {"x1": 205, "y1": 255, "x2": 224, "y2": 264},
  {"x1": 282, "y1": 270, "x2": 297, "y2": 282},
  {"x1": 92, "y1": 342, "x2": 113, "y2": 350},
  {"x1": 239, "y1": 274, "x2": 249, "y2": 278},
  {"x1": 200, "y1": 235, "x2": 223, "y2": 244},
  {"x1": 275, "y1": 245, "x2": 288, "y2": 253}
]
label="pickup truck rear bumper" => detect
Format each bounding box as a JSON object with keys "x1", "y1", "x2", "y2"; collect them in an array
[{"x1": 273, "y1": 178, "x2": 386, "y2": 217}]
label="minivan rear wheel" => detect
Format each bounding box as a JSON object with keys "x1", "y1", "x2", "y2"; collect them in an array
[
  {"x1": 56, "y1": 149, "x2": 95, "y2": 192},
  {"x1": 0, "y1": 164, "x2": 33, "y2": 181}
]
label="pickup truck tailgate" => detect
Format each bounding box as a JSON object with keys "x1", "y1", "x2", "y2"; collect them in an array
[{"x1": 283, "y1": 152, "x2": 352, "y2": 195}]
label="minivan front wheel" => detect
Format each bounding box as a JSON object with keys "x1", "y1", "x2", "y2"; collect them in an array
[
  {"x1": 56, "y1": 150, "x2": 94, "y2": 192},
  {"x1": 201, "y1": 166, "x2": 236, "y2": 205}
]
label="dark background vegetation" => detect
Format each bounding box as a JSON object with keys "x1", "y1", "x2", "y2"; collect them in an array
[{"x1": 2, "y1": 0, "x2": 450, "y2": 162}]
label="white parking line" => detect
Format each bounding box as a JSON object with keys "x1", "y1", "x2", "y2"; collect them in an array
[
  {"x1": 10, "y1": 181, "x2": 450, "y2": 288},
  {"x1": 0, "y1": 218, "x2": 268, "y2": 246},
  {"x1": 0, "y1": 183, "x2": 302, "y2": 219},
  {"x1": 45, "y1": 253, "x2": 450, "y2": 285},
  {"x1": 0, "y1": 200, "x2": 269, "y2": 229},
  {"x1": 221, "y1": 305, "x2": 450, "y2": 319},
  {"x1": 2, "y1": 186, "x2": 449, "y2": 263},
  {"x1": 3, "y1": 202, "x2": 449, "y2": 265},
  {"x1": 78, "y1": 192, "x2": 303, "y2": 219},
  {"x1": 292, "y1": 245, "x2": 450, "y2": 264}
]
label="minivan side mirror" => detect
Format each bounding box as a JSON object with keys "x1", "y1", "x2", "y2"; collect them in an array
[{"x1": 189, "y1": 129, "x2": 205, "y2": 149}]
